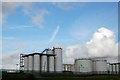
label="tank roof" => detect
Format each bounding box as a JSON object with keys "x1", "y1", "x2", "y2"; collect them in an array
[{"x1": 75, "y1": 58, "x2": 92, "y2": 61}]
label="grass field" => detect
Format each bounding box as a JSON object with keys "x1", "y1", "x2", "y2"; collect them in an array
[{"x1": 2, "y1": 72, "x2": 120, "y2": 80}]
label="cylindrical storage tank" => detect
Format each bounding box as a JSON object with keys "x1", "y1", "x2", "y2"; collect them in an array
[
  {"x1": 24, "y1": 56, "x2": 28, "y2": 71},
  {"x1": 107, "y1": 63, "x2": 110, "y2": 74},
  {"x1": 41, "y1": 55, "x2": 47, "y2": 72},
  {"x1": 33, "y1": 54, "x2": 40, "y2": 71},
  {"x1": 92, "y1": 61, "x2": 96, "y2": 73},
  {"x1": 49, "y1": 56, "x2": 54, "y2": 72},
  {"x1": 109, "y1": 64, "x2": 113, "y2": 74},
  {"x1": 113, "y1": 64, "x2": 116, "y2": 74},
  {"x1": 74, "y1": 58, "x2": 93, "y2": 73},
  {"x1": 93, "y1": 60, "x2": 107, "y2": 74},
  {"x1": 47, "y1": 49, "x2": 55, "y2": 72},
  {"x1": 47, "y1": 49, "x2": 53, "y2": 54},
  {"x1": 54, "y1": 47, "x2": 62, "y2": 72},
  {"x1": 116, "y1": 63, "x2": 119, "y2": 74},
  {"x1": 28, "y1": 55, "x2": 34, "y2": 71}
]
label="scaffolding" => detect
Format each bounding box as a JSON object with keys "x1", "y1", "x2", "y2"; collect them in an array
[{"x1": 20, "y1": 54, "x2": 24, "y2": 71}]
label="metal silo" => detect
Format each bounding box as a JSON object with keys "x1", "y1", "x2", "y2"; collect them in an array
[
  {"x1": 54, "y1": 47, "x2": 62, "y2": 72},
  {"x1": 47, "y1": 49, "x2": 55, "y2": 72},
  {"x1": 33, "y1": 53, "x2": 40, "y2": 71},
  {"x1": 109, "y1": 64, "x2": 113, "y2": 74},
  {"x1": 41, "y1": 54, "x2": 47, "y2": 72},
  {"x1": 116, "y1": 63, "x2": 120, "y2": 74},
  {"x1": 74, "y1": 58, "x2": 93, "y2": 73},
  {"x1": 24, "y1": 56, "x2": 28, "y2": 71},
  {"x1": 28, "y1": 55, "x2": 34, "y2": 71},
  {"x1": 49, "y1": 56, "x2": 54, "y2": 72},
  {"x1": 93, "y1": 60, "x2": 107, "y2": 74}
]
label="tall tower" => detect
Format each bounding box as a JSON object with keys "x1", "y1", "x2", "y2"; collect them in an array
[
  {"x1": 20, "y1": 54, "x2": 24, "y2": 71},
  {"x1": 53, "y1": 47, "x2": 62, "y2": 72}
]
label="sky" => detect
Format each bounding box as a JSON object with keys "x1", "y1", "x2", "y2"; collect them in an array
[{"x1": 1, "y1": 2, "x2": 119, "y2": 69}]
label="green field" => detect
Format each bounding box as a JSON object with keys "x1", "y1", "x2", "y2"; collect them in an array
[{"x1": 2, "y1": 72, "x2": 120, "y2": 80}]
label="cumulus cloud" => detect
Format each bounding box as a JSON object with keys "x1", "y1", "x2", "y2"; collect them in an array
[
  {"x1": 63, "y1": 45, "x2": 88, "y2": 64},
  {"x1": 87, "y1": 27, "x2": 117, "y2": 57},
  {"x1": 49, "y1": 26, "x2": 60, "y2": 43},
  {"x1": 63, "y1": 27, "x2": 118, "y2": 64}
]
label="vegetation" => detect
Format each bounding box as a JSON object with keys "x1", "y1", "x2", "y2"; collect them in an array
[{"x1": 2, "y1": 72, "x2": 120, "y2": 80}]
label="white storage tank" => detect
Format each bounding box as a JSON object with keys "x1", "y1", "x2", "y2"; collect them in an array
[
  {"x1": 116, "y1": 63, "x2": 120, "y2": 74},
  {"x1": 28, "y1": 55, "x2": 34, "y2": 71},
  {"x1": 47, "y1": 49, "x2": 55, "y2": 72},
  {"x1": 74, "y1": 58, "x2": 93, "y2": 73},
  {"x1": 110, "y1": 63, "x2": 120, "y2": 74},
  {"x1": 33, "y1": 53, "x2": 40, "y2": 71},
  {"x1": 109, "y1": 64, "x2": 113, "y2": 74},
  {"x1": 93, "y1": 60, "x2": 107, "y2": 74},
  {"x1": 41, "y1": 55, "x2": 47, "y2": 72},
  {"x1": 24, "y1": 56, "x2": 28, "y2": 71},
  {"x1": 54, "y1": 47, "x2": 62, "y2": 72},
  {"x1": 49, "y1": 56, "x2": 55, "y2": 72}
]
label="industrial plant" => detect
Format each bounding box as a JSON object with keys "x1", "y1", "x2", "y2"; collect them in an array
[
  {"x1": 19, "y1": 47, "x2": 120, "y2": 75},
  {"x1": 20, "y1": 47, "x2": 62, "y2": 72}
]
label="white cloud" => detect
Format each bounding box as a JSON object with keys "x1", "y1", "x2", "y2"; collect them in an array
[
  {"x1": 2, "y1": 2, "x2": 49, "y2": 28},
  {"x1": 31, "y1": 9, "x2": 49, "y2": 28},
  {"x1": 2, "y1": 51, "x2": 20, "y2": 69},
  {"x1": 8, "y1": 25, "x2": 33, "y2": 29},
  {"x1": 87, "y1": 27, "x2": 117, "y2": 57},
  {"x1": 63, "y1": 27, "x2": 118, "y2": 64},
  {"x1": 63, "y1": 45, "x2": 88, "y2": 64},
  {"x1": 49, "y1": 26, "x2": 60, "y2": 43}
]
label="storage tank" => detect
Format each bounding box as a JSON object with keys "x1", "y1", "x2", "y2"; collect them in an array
[
  {"x1": 107, "y1": 63, "x2": 110, "y2": 74},
  {"x1": 54, "y1": 47, "x2": 62, "y2": 72},
  {"x1": 49, "y1": 56, "x2": 55, "y2": 72},
  {"x1": 33, "y1": 53, "x2": 40, "y2": 71},
  {"x1": 41, "y1": 55, "x2": 47, "y2": 72},
  {"x1": 110, "y1": 63, "x2": 120, "y2": 74},
  {"x1": 28, "y1": 55, "x2": 34, "y2": 71},
  {"x1": 116, "y1": 63, "x2": 120, "y2": 74},
  {"x1": 74, "y1": 58, "x2": 93, "y2": 73},
  {"x1": 109, "y1": 64, "x2": 113, "y2": 74},
  {"x1": 24, "y1": 56, "x2": 28, "y2": 71},
  {"x1": 93, "y1": 60, "x2": 107, "y2": 74},
  {"x1": 47, "y1": 49, "x2": 55, "y2": 72}
]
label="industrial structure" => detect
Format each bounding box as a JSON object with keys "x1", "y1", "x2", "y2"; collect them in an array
[
  {"x1": 21, "y1": 47, "x2": 62, "y2": 72},
  {"x1": 63, "y1": 64, "x2": 74, "y2": 72},
  {"x1": 74, "y1": 58, "x2": 120, "y2": 75},
  {"x1": 20, "y1": 47, "x2": 120, "y2": 75},
  {"x1": 74, "y1": 58, "x2": 93, "y2": 74}
]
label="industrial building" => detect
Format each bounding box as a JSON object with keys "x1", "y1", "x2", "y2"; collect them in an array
[
  {"x1": 21, "y1": 47, "x2": 62, "y2": 72},
  {"x1": 20, "y1": 47, "x2": 120, "y2": 75},
  {"x1": 73, "y1": 58, "x2": 120, "y2": 75},
  {"x1": 63, "y1": 64, "x2": 74, "y2": 72},
  {"x1": 109, "y1": 63, "x2": 120, "y2": 74},
  {"x1": 74, "y1": 58, "x2": 93, "y2": 74}
]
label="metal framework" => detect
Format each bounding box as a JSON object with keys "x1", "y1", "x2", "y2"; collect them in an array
[{"x1": 20, "y1": 54, "x2": 24, "y2": 71}]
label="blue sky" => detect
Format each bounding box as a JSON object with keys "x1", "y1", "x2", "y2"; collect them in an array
[{"x1": 2, "y1": 2, "x2": 118, "y2": 54}]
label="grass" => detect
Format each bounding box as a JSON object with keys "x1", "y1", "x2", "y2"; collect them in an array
[{"x1": 2, "y1": 72, "x2": 120, "y2": 80}]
